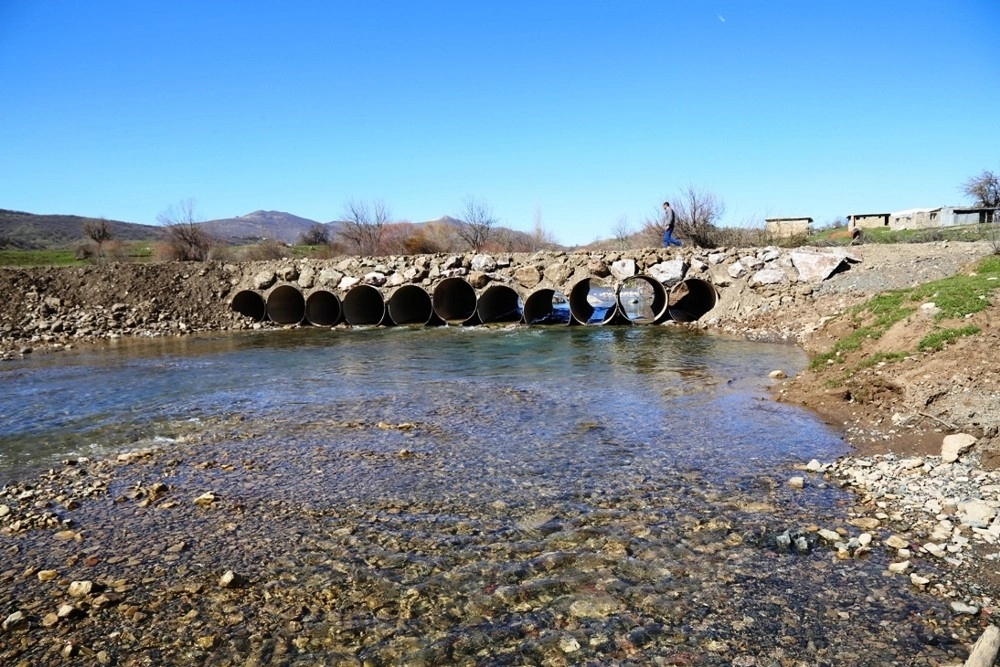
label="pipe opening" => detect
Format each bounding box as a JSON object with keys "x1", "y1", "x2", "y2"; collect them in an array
[
  {"x1": 433, "y1": 277, "x2": 479, "y2": 325},
  {"x1": 617, "y1": 275, "x2": 668, "y2": 324},
  {"x1": 523, "y1": 288, "x2": 571, "y2": 325},
  {"x1": 342, "y1": 284, "x2": 386, "y2": 326},
  {"x1": 387, "y1": 285, "x2": 436, "y2": 326},
  {"x1": 569, "y1": 278, "x2": 618, "y2": 325},
  {"x1": 266, "y1": 285, "x2": 306, "y2": 325},
  {"x1": 476, "y1": 285, "x2": 523, "y2": 324},
  {"x1": 305, "y1": 290, "x2": 342, "y2": 327},
  {"x1": 231, "y1": 290, "x2": 266, "y2": 322},
  {"x1": 667, "y1": 278, "x2": 719, "y2": 322}
]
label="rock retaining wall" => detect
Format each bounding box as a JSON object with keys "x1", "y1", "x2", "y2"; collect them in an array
[{"x1": 0, "y1": 246, "x2": 869, "y2": 358}]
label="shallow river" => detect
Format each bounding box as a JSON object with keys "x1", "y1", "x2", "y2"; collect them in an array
[{"x1": 0, "y1": 327, "x2": 968, "y2": 665}]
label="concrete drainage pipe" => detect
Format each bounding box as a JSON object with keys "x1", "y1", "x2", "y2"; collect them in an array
[
  {"x1": 523, "y1": 288, "x2": 571, "y2": 325},
  {"x1": 342, "y1": 284, "x2": 387, "y2": 326},
  {"x1": 617, "y1": 275, "x2": 668, "y2": 325},
  {"x1": 231, "y1": 290, "x2": 266, "y2": 322},
  {"x1": 433, "y1": 277, "x2": 480, "y2": 325},
  {"x1": 569, "y1": 278, "x2": 619, "y2": 325},
  {"x1": 305, "y1": 290, "x2": 342, "y2": 327},
  {"x1": 266, "y1": 285, "x2": 306, "y2": 325},
  {"x1": 666, "y1": 278, "x2": 720, "y2": 322},
  {"x1": 476, "y1": 285, "x2": 523, "y2": 324},
  {"x1": 387, "y1": 285, "x2": 438, "y2": 326}
]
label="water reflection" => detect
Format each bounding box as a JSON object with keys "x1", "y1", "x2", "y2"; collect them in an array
[{"x1": 0, "y1": 327, "x2": 832, "y2": 478}]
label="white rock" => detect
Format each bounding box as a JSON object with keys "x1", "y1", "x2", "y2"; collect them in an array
[
  {"x1": 887, "y1": 560, "x2": 910, "y2": 574},
  {"x1": 750, "y1": 268, "x2": 788, "y2": 286},
  {"x1": 610, "y1": 258, "x2": 637, "y2": 280},
  {"x1": 942, "y1": 433, "x2": 977, "y2": 463},
  {"x1": 789, "y1": 251, "x2": 848, "y2": 283}
]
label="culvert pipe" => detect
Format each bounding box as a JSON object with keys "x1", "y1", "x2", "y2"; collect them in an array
[
  {"x1": 569, "y1": 277, "x2": 619, "y2": 325},
  {"x1": 523, "y1": 288, "x2": 572, "y2": 325},
  {"x1": 342, "y1": 284, "x2": 387, "y2": 326},
  {"x1": 387, "y1": 284, "x2": 437, "y2": 326},
  {"x1": 231, "y1": 290, "x2": 266, "y2": 322},
  {"x1": 266, "y1": 285, "x2": 306, "y2": 325},
  {"x1": 476, "y1": 285, "x2": 523, "y2": 324},
  {"x1": 433, "y1": 277, "x2": 479, "y2": 325},
  {"x1": 305, "y1": 290, "x2": 342, "y2": 327},
  {"x1": 617, "y1": 275, "x2": 668, "y2": 325},
  {"x1": 665, "y1": 278, "x2": 720, "y2": 323}
]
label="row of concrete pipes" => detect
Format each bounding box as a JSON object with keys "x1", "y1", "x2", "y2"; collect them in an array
[{"x1": 231, "y1": 275, "x2": 719, "y2": 327}]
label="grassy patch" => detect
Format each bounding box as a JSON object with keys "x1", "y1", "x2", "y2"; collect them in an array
[
  {"x1": 810, "y1": 256, "x2": 1000, "y2": 370},
  {"x1": 0, "y1": 249, "x2": 82, "y2": 267},
  {"x1": 917, "y1": 326, "x2": 981, "y2": 352},
  {"x1": 854, "y1": 351, "x2": 909, "y2": 369}
]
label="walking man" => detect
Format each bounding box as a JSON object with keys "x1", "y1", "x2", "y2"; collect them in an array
[{"x1": 662, "y1": 201, "x2": 682, "y2": 247}]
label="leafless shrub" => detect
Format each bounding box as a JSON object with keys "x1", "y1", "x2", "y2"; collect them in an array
[
  {"x1": 456, "y1": 197, "x2": 498, "y2": 252},
  {"x1": 337, "y1": 199, "x2": 390, "y2": 255},
  {"x1": 613, "y1": 215, "x2": 633, "y2": 250},
  {"x1": 242, "y1": 239, "x2": 290, "y2": 261},
  {"x1": 156, "y1": 199, "x2": 216, "y2": 261}
]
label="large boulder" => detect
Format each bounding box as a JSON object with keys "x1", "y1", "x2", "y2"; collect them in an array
[
  {"x1": 790, "y1": 251, "x2": 849, "y2": 283},
  {"x1": 514, "y1": 265, "x2": 542, "y2": 289},
  {"x1": 610, "y1": 258, "x2": 637, "y2": 281},
  {"x1": 647, "y1": 258, "x2": 687, "y2": 286},
  {"x1": 750, "y1": 268, "x2": 789, "y2": 286},
  {"x1": 470, "y1": 254, "x2": 497, "y2": 273}
]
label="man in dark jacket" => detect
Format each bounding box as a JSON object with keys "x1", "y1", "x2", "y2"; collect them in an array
[{"x1": 662, "y1": 201, "x2": 682, "y2": 247}]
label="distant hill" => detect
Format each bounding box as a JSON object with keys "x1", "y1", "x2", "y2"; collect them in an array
[
  {"x1": 198, "y1": 210, "x2": 329, "y2": 245},
  {"x1": 0, "y1": 209, "x2": 163, "y2": 250}
]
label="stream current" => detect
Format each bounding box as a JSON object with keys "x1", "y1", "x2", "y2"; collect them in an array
[{"x1": 0, "y1": 327, "x2": 966, "y2": 664}]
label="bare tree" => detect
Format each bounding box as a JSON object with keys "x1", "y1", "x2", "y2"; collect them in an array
[
  {"x1": 638, "y1": 187, "x2": 726, "y2": 248},
  {"x1": 526, "y1": 207, "x2": 558, "y2": 251},
  {"x1": 299, "y1": 223, "x2": 331, "y2": 246},
  {"x1": 337, "y1": 198, "x2": 390, "y2": 255},
  {"x1": 456, "y1": 197, "x2": 498, "y2": 252},
  {"x1": 962, "y1": 169, "x2": 1000, "y2": 208},
  {"x1": 156, "y1": 199, "x2": 215, "y2": 261},
  {"x1": 612, "y1": 215, "x2": 633, "y2": 250},
  {"x1": 82, "y1": 218, "x2": 113, "y2": 256}
]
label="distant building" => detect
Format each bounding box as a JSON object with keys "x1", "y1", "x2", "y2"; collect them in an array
[
  {"x1": 765, "y1": 217, "x2": 812, "y2": 239},
  {"x1": 890, "y1": 206, "x2": 998, "y2": 230},
  {"x1": 847, "y1": 213, "x2": 890, "y2": 230}
]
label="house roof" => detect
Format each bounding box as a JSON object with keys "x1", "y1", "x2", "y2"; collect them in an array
[{"x1": 891, "y1": 207, "x2": 941, "y2": 217}]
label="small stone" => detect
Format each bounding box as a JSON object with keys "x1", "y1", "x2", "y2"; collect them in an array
[
  {"x1": 787, "y1": 476, "x2": 805, "y2": 489},
  {"x1": 2, "y1": 611, "x2": 27, "y2": 631},
  {"x1": 818, "y1": 529, "x2": 840, "y2": 542},
  {"x1": 887, "y1": 561, "x2": 910, "y2": 574},
  {"x1": 37, "y1": 569, "x2": 58, "y2": 582},
  {"x1": 219, "y1": 570, "x2": 246, "y2": 589},
  {"x1": 194, "y1": 492, "x2": 218, "y2": 507},
  {"x1": 806, "y1": 459, "x2": 823, "y2": 472},
  {"x1": 885, "y1": 535, "x2": 909, "y2": 550},
  {"x1": 196, "y1": 636, "x2": 219, "y2": 649},
  {"x1": 847, "y1": 517, "x2": 880, "y2": 530},
  {"x1": 910, "y1": 573, "x2": 930, "y2": 587},
  {"x1": 950, "y1": 601, "x2": 980, "y2": 616},
  {"x1": 768, "y1": 369, "x2": 787, "y2": 379},
  {"x1": 68, "y1": 580, "x2": 93, "y2": 598}
]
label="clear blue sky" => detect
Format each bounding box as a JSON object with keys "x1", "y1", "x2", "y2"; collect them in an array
[{"x1": 2, "y1": 1, "x2": 998, "y2": 246}]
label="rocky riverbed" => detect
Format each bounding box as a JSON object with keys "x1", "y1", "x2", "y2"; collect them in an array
[{"x1": 3, "y1": 242, "x2": 1000, "y2": 664}]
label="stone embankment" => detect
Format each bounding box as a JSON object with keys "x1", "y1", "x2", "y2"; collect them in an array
[{"x1": 0, "y1": 244, "x2": 879, "y2": 359}]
